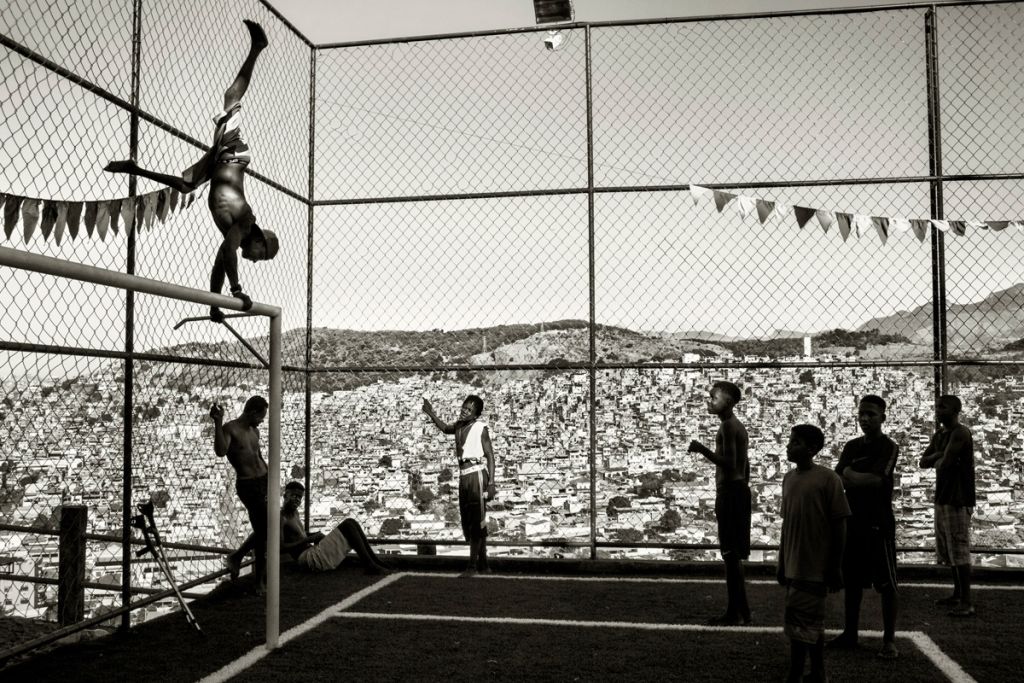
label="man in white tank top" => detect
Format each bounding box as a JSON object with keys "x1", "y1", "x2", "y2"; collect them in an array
[{"x1": 423, "y1": 394, "x2": 497, "y2": 575}]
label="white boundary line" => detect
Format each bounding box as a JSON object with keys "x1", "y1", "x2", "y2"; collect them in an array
[
  {"x1": 337, "y1": 612, "x2": 976, "y2": 683},
  {"x1": 196, "y1": 573, "x2": 402, "y2": 683},
  {"x1": 906, "y1": 632, "x2": 977, "y2": 683},
  {"x1": 399, "y1": 571, "x2": 1024, "y2": 590}
]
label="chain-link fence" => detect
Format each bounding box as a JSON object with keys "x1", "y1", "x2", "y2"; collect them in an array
[{"x1": 3, "y1": 0, "x2": 1024, "y2": 658}]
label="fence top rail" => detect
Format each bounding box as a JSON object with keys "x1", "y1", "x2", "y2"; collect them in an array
[
  {"x1": 311, "y1": 0, "x2": 1024, "y2": 49},
  {"x1": 0, "y1": 246, "x2": 281, "y2": 318}
]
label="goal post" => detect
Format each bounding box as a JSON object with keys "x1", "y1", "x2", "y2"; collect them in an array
[{"x1": 0, "y1": 245, "x2": 285, "y2": 650}]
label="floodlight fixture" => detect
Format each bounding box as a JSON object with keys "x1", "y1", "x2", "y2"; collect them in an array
[{"x1": 533, "y1": 0, "x2": 573, "y2": 24}]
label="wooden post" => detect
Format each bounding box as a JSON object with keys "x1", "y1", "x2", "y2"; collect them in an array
[{"x1": 58, "y1": 505, "x2": 87, "y2": 626}]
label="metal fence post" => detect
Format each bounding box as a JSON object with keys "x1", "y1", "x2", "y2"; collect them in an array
[
  {"x1": 121, "y1": 0, "x2": 143, "y2": 632},
  {"x1": 305, "y1": 46, "x2": 317, "y2": 531},
  {"x1": 585, "y1": 24, "x2": 598, "y2": 561},
  {"x1": 58, "y1": 505, "x2": 87, "y2": 626},
  {"x1": 925, "y1": 6, "x2": 948, "y2": 400}
]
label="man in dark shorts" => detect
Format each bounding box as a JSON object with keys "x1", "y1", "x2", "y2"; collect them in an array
[
  {"x1": 828, "y1": 395, "x2": 900, "y2": 659},
  {"x1": 919, "y1": 394, "x2": 976, "y2": 618},
  {"x1": 778, "y1": 424, "x2": 850, "y2": 683},
  {"x1": 104, "y1": 19, "x2": 279, "y2": 323},
  {"x1": 211, "y1": 395, "x2": 269, "y2": 595},
  {"x1": 688, "y1": 380, "x2": 751, "y2": 625},
  {"x1": 423, "y1": 395, "x2": 496, "y2": 576}
]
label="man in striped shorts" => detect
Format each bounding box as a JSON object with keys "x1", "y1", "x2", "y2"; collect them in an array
[{"x1": 424, "y1": 394, "x2": 496, "y2": 576}]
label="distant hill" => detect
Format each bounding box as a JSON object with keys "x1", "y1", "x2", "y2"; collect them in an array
[{"x1": 858, "y1": 283, "x2": 1024, "y2": 352}]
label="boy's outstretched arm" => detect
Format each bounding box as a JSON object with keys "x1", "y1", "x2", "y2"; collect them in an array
[
  {"x1": 689, "y1": 421, "x2": 739, "y2": 469},
  {"x1": 422, "y1": 399, "x2": 455, "y2": 434}
]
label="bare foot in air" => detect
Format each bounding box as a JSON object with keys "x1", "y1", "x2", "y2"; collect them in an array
[
  {"x1": 244, "y1": 20, "x2": 269, "y2": 51},
  {"x1": 104, "y1": 160, "x2": 139, "y2": 174}
]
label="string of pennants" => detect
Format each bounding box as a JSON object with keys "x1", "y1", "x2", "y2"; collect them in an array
[
  {"x1": 0, "y1": 187, "x2": 205, "y2": 245},
  {"x1": 689, "y1": 185, "x2": 1022, "y2": 244}
]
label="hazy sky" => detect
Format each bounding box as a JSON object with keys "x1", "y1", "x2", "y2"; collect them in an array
[{"x1": 270, "y1": 0, "x2": 913, "y2": 44}]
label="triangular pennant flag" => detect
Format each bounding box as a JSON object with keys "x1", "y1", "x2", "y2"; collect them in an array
[
  {"x1": 106, "y1": 199, "x2": 120, "y2": 236},
  {"x1": 83, "y1": 201, "x2": 98, "y2": 238},
  {"x1": 54, "y1": 202, "x2": 68, "y2": 245},
  {"x1": 1010, "y1": 221, "x2": 1024, "y2": 230},
  {"x1": 836, "y1": 213, "x2": 852, "y2": 241},
  {"x1": 95, "y1": 201, "x2": 110, "y2": 240},
  {"x1": 169, "y1": 188, "x2": 179, "y2": 214},
  {"x1": 889, "y1": 217, "x2": 911, "y2": 234},
  {"x1": 948, "y1": 220, "x2": 966, "y2": 236},
  {"x1": 66, "y1": 201, "x2": 82, "y2": 239},
  {"x1": 794, "y1": 206, "x2": 815, "y2": 228},
  {"x1": 815, "y1": 210, "x2": 834, "y2": 234},
  {"x1": 755, "y1": 199, "x2": 775, "y2": 224},
  {"x1": 986, "y1": 221, "x2": 1009, "y2": 231},
  {"x1": 930, "y1": 219, "x2": 950, "y2": 233},
  {"x1": 735, "y1": 195, "x2": 757, "y2": 220},
  {"x1": 135, "y1": 196, "x2": 145, "y2": 231},
  {"x1": 4, "y1": 196, "x2": 23, "y2": 240},
  {"x1": 713, "y1": 190, "x2": 735, "y2": 212},
  {"x1": 40, "y1": 200, "x2": 58, "y2": 242},
  {"x1": 22, "y1": 198, "x2": 40, "y2": 243},
  {"x1": 910, "y1": 219, "x2": 929, "y2": 242},
  {"x1": 852, "y1": 214, "x2": 874, "y2": 239},
  {"x1": 871, "y1": 217, "x2": 889, "y2": 245},
  {"x1": 120, "y1": 198, "x2": 134, "y2": 233},
  {"x1": 965, "y1": 220, "x2": 987, "y2": 232},
  {"x1": 690, "y1": 185, "x2": 713, "y2": 206},
  {"x1": 184, "y1": 191, "x2": 196, "y2": 209},
  {"x1": 156, "y1": 189, "x2": 169, "y2": 222},
  {"x1": 143, "y1": 191, "x2": 158, "y2": 229}
]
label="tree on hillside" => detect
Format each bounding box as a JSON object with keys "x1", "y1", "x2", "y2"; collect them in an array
[
  {"x1": 607, "y1": 495, "x2": 631, "y2": 518},
  {"x1": 659, "y1": 509, "x2": 682, "y2": 532},
  {"x1": 438, "y1": 467, "x2": 453, "y2": 483},
  {"x1": 378, "y1": 454, "x2": 393, "y2": 467},
  {"x1": 380, "y1": 518, "x2": 404, "y2": 536}
]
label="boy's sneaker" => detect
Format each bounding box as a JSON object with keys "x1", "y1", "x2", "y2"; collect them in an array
[
  {"x1": 877, "y1": 641, "x2": 899, "y2": 660},
  {"x1": 948, "y1": 604, "x2": 976, "y2": 618},
  {"x1": 825, "y1": 632, "x2": 858, "y2": 649}
]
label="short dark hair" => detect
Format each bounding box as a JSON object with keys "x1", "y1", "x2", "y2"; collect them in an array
[
  {"x1": 711, "y1": 380, "x2": 742, "y2": 404},
  {"x1": 859, "y1": 394, "x2": 887, "y2": 412},
  {"x1": 244, "y1": 395, "x2": 268, "y2": 413},
  {"x1": 938, "y1": 394, "x2": 962, "y2": 413},
  {"x1": 791, "y1": 424, "x2": 825, "y2": 454},
  {"x1": 285, "y1": 481, "x2": 305, "y2": 493},
  {"x1": 464, "y1": 394, "x2": 484, "y2": 417}
]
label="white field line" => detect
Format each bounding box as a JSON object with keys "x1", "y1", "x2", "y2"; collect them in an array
[
  {"x1": 337, "y1": 612, "x2": 975, "y2": 682},
  {"x1": 399, "y1": 571, "x2": 1024, "y2": 590},
  {"x1": 906, "y1": 632, "x2": 977, "y2": 683},
  {"x1": 195, "y1": 572, "x2": 403, "y2": 683}
]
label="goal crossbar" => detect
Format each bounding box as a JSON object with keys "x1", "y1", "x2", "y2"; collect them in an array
[{"x1": 0, "y1": 245, "x2": 285, "y2": 649}]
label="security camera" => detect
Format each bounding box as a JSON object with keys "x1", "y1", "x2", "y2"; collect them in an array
[{"x1": 543, "y1": 30, "x2": 564, "y2": 51}]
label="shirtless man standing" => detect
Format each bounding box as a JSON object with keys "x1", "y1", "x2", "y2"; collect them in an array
[{"x1": 211, "y1": 395, "x2": 269, "y2": 594}]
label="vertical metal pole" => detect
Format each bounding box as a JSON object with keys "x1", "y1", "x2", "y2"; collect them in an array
[
  {"x1": 266, "y1": 313, "x2": 282, "y2": 649},
  {"x1": 304, "y1": 47, "x2": 316, "y2": 531},
  {"x1": 584, "y1": 25, "x2": 598, "y2": 561},
  {"x1": 58, "y1": 505, "x2": 87, "y2": 626},
  {"x1": 121, "y1": 0, "x2": 143, "y2": 632},
  {"x1": 925, "y1": 7, "x2": 947, "y2": 399}
]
